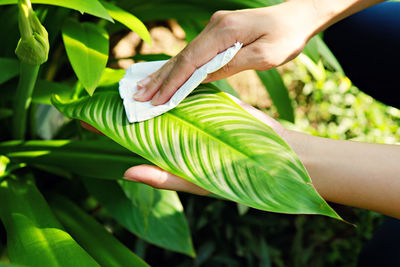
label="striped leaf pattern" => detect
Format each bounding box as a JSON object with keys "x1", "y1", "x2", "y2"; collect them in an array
[{"x1": 52, "y1": 85, "x2": 340, "y2": 219}]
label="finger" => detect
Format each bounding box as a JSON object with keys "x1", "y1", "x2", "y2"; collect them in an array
[
  {"x1": 80, "y1": 121, "x2": 104, "y2": 135},
  {"x1": 124, "y1": 164, "x2": 209, "y2": 195},
  {"x1": 202, "y1": 41, "x2": 271, "y2": 83},
  {"x1": 150, "y1": 54, "x2": 197, "y2": 105},
  {"x1": 150, "y1": 29, "x2": 237, "y2": 105},
  {"x1": 134, "y1": 61, "x2": 174, "y2": 102}
]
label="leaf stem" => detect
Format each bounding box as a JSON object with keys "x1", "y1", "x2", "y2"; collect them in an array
[{"x1": 12, "y1": 62, "x2": 40, "y2": 139}]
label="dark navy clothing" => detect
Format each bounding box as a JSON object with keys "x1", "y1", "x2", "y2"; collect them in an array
[
  {"x1": 324, "y1": 2, "x2": 400, "y2": 267},
  {"x1": 324, "y1": 2, "x2": 400, "y2": 109}
]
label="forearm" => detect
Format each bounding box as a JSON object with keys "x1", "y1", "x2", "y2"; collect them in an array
[
  {"x1": 284, "y1": 0, "x2": 386, "y2": 39},
  {"x1": 285, "y1": 130, "x2": 400, "y2": 219}
]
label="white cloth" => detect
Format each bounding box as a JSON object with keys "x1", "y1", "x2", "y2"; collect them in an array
[{"x1": 119, "y1": 42, "x2": 242, "y2": 123}]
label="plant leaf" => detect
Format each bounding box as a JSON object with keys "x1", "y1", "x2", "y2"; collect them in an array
[
  {"x1": 212, "y1": 79, "x2": 240, "y2": 98},
  {"x1": 62, "y1": 20, "x2": 109, "y2": 96},
  {"x1": 83, "y1": 177, "x2": 196, "y2": 256},
  {"x1": 303, "y1": 35, "x2": 344, "y2": 74},
  {"x1": 0, "y1": 155, "x2": 10, "y2": 177},
  {"x1": 256, "y1": 69, "x2": 294, "y2": 122},
  {"x1": 0, "y1": 58, "x2": 19, "y2": 85},
  {"x1": 100, "y1": 1, "x2": 151, "y2": 45},
  {"x1": 0, "y1": 177, "x2": 99, "y2": 267},
  {"x1": 32, "y1": 80, "x2": 74, "y2": 105},
  {"x1": 49, "y1": 194, "x2": 149, "y2": 267},
  {"x1": 0, "y1": 139, "x2": 150, "y2": 180},
  {"x1": 98, "y1": 68, "x2": 126, "y2": 87},
  {"x1": 0, "y1": 0, "x2": 112, "y2": 21},
  {"x1": 52, "y1": 84, "x2": 341, "y2": 219},
  {"x1": 119, "y1": 179, "x2": 154, "y2": 230}
]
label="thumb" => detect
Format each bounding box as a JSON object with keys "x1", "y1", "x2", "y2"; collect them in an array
[
  {"x1": 124, "y1": 164, "x2": 209, "y2": 195},
  {"x1": 202, "y1": 42, "x2": 269, "y2": 83}
]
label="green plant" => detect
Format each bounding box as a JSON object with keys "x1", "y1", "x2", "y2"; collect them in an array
[{"x1": 1, "y1": 0, "x2": 395, "y2": 266}]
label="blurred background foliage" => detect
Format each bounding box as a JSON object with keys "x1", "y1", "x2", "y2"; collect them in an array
[{"x1": 0, "y1": 0, "x2": 399, "y2": 266}]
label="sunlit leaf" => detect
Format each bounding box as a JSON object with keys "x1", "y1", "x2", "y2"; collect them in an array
[
  {"x1": 50, "y1": 194, "x2": 149, "y2": 267},
  {"x1": 0, "y1": 139, "x2": 149, "y2": 179},
  {"x1": 0, "y1": 155, "x2": 10, "y2": 177},
  {"x1": 52, "y1": 84, "x2": 341, "y2": 220},
  {"x1": 100, "y1": 1, "x2": 151, "y2": 45},
  {"x1": 212, "y1": 79, "x2": 239, "y2": 98},
  {"x1": 303, "y1": 35, "x2": 344, "y2": 74},
  {"x1": 257, "y1": 69, "x2": 294, "y2": 122},
  {"x1": 0, "y1": 0, "x2": 112, "y2": 21},
  {"x1": 32, "y1": 80, "x2": 74, "y2": 105},
  {"x1": 98, "y1": 68, "x2": 126, "y2": 87},
  {"x1": 0, "y1": 177, "x2": 99, "y2": 267},
  {"x1": 83, "y1": 178, "x2": 196, "y2": 256},
  {"x1": 62, "y1": 20, "x2": 109, "y2": 96}
]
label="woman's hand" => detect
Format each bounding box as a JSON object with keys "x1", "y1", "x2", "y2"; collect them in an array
[
  {"x1": 133, "y1": 0, "x2": 384, "y2": 106},
  {"x1": 133, "y1": 1, "x2": 317, "y2": 106}
]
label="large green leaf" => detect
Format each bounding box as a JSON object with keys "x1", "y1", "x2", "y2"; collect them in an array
[
  {"x1": 62, "y1": 20, "x2": 109, "y2": 96},
  {"x1": 0, "y1": 58, "x2": 19, "y2": 85},
  {"x1": 100, "y1": 1, "x2": 151, "y2": 45},
  {"x1": 0, "y1": 139, "x2": 150, "y2": 179},
  {"x1": 83, "y1": 177, "x2": 196, "y2": 257},
  {"x1": 0, "y1": 177, "x2": 99, "y2": 267},
  {"x1": 49, "y1": 194, "x2": 149, "y2": 267},
  {"x1": 256, "y1": 69, "x2": 295, "y2": 122},
  {"x1": 0, "y1": 0, "x2": 112, "y2": 21},
  {"x1": 52, "y1": 84, "x2": 340, "y2": 219}
]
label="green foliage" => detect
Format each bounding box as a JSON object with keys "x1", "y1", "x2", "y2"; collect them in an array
[
  {"x1": 62, "y1": 20, "x2": 109, "y2": 96},
  {"x1": 0, "y1": 177, "x2": 99, "y2": 266},
  {"x1": 0, "y1": 0, "x2": 113, "y2": 21},
  {"x1": 100, "y1": 1, "x2": 151, "y2": 45},
  {"x1": 0, "y1": 58, "x2": 19, "y2": 85},
  {"x1": 0, "y1": 156, "x2": 10, "y2": 178},
  {"x1": 83, "y1": 178, "x2": 196, "y2": 256},
  {"x1": 0, "y1": 139, "x2": 150, "y2": 179},
  {"x1": 0, "y1": 0, "x2": 398, "y2": 266},
  {"x1": 52, "y1": 85, "x2": 339, "y2": 219},
  {"x1": 257, "y1": 69, "x2": 294, "y2": 122},
  {"x1": 49, "y1": 194, "x2": 149, "y2": 267}
]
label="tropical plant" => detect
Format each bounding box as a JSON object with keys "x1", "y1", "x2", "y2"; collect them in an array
[{"x1": 0, "y1": 0, "x2": 372, "y2": 266}]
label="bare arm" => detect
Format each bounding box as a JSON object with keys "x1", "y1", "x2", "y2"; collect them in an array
[
  {"x1": 134, "y1": 0, "x2": 385, "y2": 105},
  {"x1": 123, "y1": 100, "x2": 400, "y2": 219},
  {"x1": 287, "y1": 130, "x2": 400, "y2": 219}
]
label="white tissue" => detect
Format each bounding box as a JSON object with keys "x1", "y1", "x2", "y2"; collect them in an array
[{"x1": 119, "y1": 42, "x2": 242, "y2": 123}]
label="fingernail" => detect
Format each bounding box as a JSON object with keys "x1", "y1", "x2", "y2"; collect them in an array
[
  {"x1": 137, "y1": 76, "x2": 151, "y2": 89},
  {"x1": 151, "y1": 91, "x2": 161, "y2": 105},
  {"x1": 134, "y1": 88, "x2": 146, "y2": 100}
]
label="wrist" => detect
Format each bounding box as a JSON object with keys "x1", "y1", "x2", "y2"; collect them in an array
[
  {"x1": 277, "y1": 0, "x2": 324, "y2": 42},
  {"x1": 285, "y1": 0, "x2": 385, "y2": 38}
]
